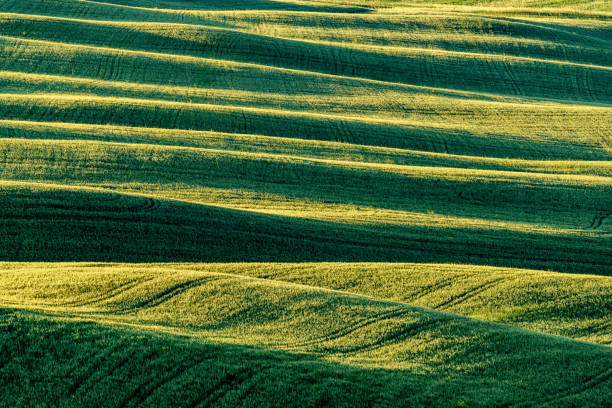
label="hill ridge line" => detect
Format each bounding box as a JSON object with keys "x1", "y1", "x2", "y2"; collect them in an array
[
  {"x1": 5, "y1": 135, "x2": 612, "y2": 183},
  {"x1": 2, "y1": 34, "x2": 610, "y2": 106},
  {"x1": 3, "y1": 12, "x2": 611, "y2": 69},
  {"x1": 3, "y1": 269, "x2": 611, "y2": 350}
]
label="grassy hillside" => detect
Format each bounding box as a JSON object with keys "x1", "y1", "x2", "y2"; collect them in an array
[
  {"x1": 1, "y1": 264, "x2": 612, "y2": 407},
  {"x1": 0, "y1": 0, "x2": 610, "y2": 406},
  {"x1": 2, "y1": 263, "x2": 610, "y2": 344}
]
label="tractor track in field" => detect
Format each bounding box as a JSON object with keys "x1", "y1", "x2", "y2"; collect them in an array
[
  {"x1": 586, "y1": 212, "x2": 609, "y2": 230},
  {"x1": 1, "y1": 189, "x2": 161, "y2": 214},
  {"x1": 108, "y1": 53, "x2": 119, "y2": 82},
  {"x1": 433, "y1": 278, "x2": 505, "y2": 310},
  {"x1": 225, "y1": 30, "x2": 243, "y2": 61},
  {"x1": 124, "y1": 197, "x2": 161, "y2": 213},
  {"x1": 282, "y1": 308, "x2": 414, "y2": 350},
  {"x1": 584, "y1": 319, "x2": 612, "y2": 334},
  {"x1": 116, "y1": 354, "x2": 209, "y2": 408},
  {"x1": 130, "y1": 356, "x2": 220, "y2": 408},
  {"x1": 65, "y1": 340, "x2": 129, "y2": 398},
  {"x1": 98, "y1": 191, "x2": 123, "y2": 203},
  {"x1": 582, "y1": 64, "x2": 595, "y2": 102},
  {"x1": 457, "y1": 190, "x2": 486, "y2": 206},
  {"x1": 337, "y1": 319, "x2": 441, "y2": 355},
  {"x1": 110, "y1": 276, "x2": 222, "y2": 313},
  {"x1": 407, "y1": 278, "x2": 457, "y2": 302},
  {"x1": 510, "y1": 368, "x2": 612, "y2": 408},
  {"x1": 191, "y1": 368, "x2": 255, "y2": 408},
  {"x1": 502, "y1": 59, "x2": 523, "y2": 96},
  {"x1": 60, "y1": 278, "x2": 152, "y2": 307},
  {"x1": 61, "y1": 348, "x2": 103, "y2": 393},
  {"x1": 69, "y1": 345, "x2": 152, "y2": 401}
]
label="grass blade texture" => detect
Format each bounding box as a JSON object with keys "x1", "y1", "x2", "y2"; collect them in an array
[{"x1": 0, "y1": 0, "x2": 611, "y2": 407}]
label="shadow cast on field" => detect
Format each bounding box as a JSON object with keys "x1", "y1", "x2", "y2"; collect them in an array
[
  {"x1": 0, "y1": 184, "x2": 610, "y2": 275},
  {"x1": 2, "y1": 307, "x2": 611, "y2": 408},
  {"x1": 0, "y1": 308, "x2": 429, "y2": 407}
]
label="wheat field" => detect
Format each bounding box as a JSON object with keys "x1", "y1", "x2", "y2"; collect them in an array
[{"x1": 0, "y1": 0, "x2": 611, "y2": 407}]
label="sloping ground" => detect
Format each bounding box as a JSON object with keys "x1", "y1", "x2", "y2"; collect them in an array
[
  {"x1": 0, "y1": 0, "x2": 610, "y2": 406},
  {"x1": 1, "y1": 263, "x2": 610, "y2": 344},
  {"x1": 1, "y1": 264, "x2": 612, "y2": 407}
]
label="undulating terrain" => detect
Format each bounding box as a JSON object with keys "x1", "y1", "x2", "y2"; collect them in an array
[{"x1": 0, "y1": 0, "x2": 611, "y2": 406}]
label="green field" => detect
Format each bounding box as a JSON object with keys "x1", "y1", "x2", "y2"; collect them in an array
[{"x1": 0, "y1": 0, "x2": 611, "y2": 406}]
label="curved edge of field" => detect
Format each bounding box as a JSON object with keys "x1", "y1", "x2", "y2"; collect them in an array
[
  {"x1": 1, "y1": 262, "x2": 612, "y2": 408},
  {"x1": 1, "y1": 181, "x2": 611, "y2": 275},
  {"x1": 1, "y1": 262, "x2": 610, "y2": 344}
]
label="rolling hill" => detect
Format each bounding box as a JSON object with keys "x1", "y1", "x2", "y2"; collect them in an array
[{"x1": 0, "y1": 0, "x2": 610, "y2": 407}]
